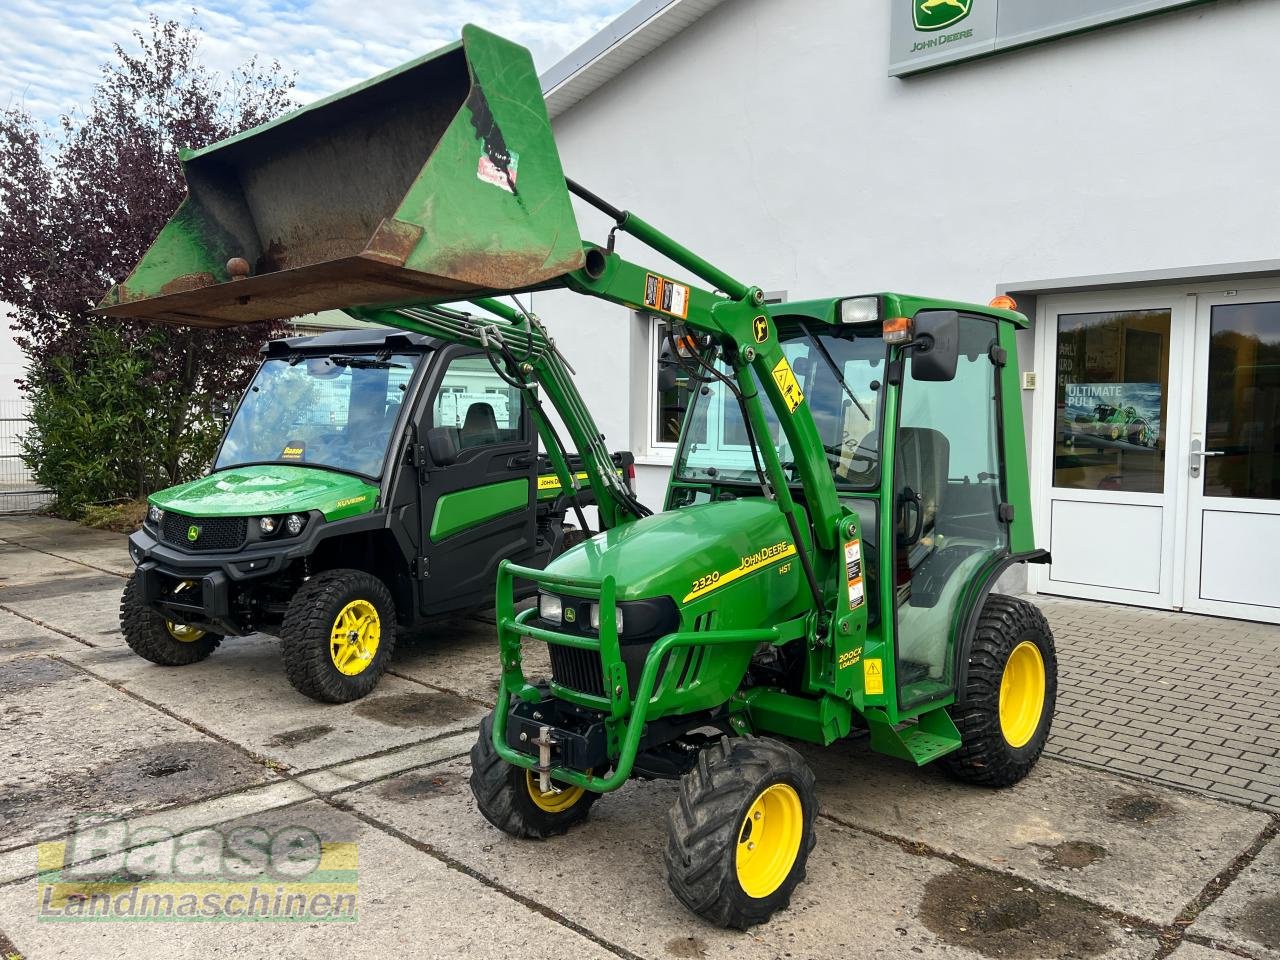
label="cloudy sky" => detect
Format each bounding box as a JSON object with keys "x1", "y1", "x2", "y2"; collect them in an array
[{"x1": 1, "y1": 0, "x2": 633, "y2": 128}]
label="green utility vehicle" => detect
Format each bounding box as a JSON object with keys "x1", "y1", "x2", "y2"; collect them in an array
[
  {"x1": 100, "y1": 25, "x2": 1056, "y2": 928},
  {"x1": 122, "y1": 306, "x2": 640, "y2": 702}
]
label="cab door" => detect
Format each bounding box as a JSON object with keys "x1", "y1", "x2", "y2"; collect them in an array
[{"x1": 417, "y1": 347, "x2": 537, "y2": 616}]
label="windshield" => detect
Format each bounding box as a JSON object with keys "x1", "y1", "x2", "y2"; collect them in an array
[
  {"x1": 216, "y1": 353, "x2": 421, "y2": 478},
  {"x1": 675, "y1": 325, "x2": 885, "y2": 487}
]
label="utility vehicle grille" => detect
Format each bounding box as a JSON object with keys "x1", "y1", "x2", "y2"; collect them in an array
[
  {"x1": 548, "y1": 644, "x2": 607, "y2": 699},
  {"x1": 161, "y1": 514, "x2": 247, "y2": 552}
]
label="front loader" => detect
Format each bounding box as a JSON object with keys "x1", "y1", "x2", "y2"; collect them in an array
[{"x1": 100, "y1": 24, "x2": 1057, "y2": 928}]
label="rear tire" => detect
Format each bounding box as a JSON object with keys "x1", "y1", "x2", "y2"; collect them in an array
[
  {"x1": 665, "y1": 736, "x2": 817, "y2": 929},
  {"x1": 943, "y1": 594, "x2": 1056, "y2": 788},
  {"x1": 469, "y1": 711, "x2": 598, "y2": 839},
  {"x1": 120, "y1": 572, "x2": 222, "y2": 666},
  {"x1": 280, "y1": 569, "x2": 396, "y2": 703}
]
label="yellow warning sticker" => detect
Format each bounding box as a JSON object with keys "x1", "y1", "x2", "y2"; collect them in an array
[
  {"x1": 864, "y1": 658, "x2": 884, "y2": 696},
  {"x1": 771, "y1": 356, "x2": 804, "y2": 413}
]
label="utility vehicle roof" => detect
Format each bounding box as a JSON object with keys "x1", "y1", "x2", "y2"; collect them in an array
[
  {"x1": 777, "y1": 293, "x2": 1029, "y2": 329},
  {"x1": 261, "y1": 327, "x2": 438, "y2": 356}
]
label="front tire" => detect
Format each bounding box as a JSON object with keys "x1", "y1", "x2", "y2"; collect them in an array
[
  {"x1": 665, "y1": 736, "x2": 817, "y2": 929},
  {"x1": 943, "y1": 594, "x2": 1057, "y2": 788},
  {"x1": 120, "y1": 572, "x2": 222, "y2": 666},
  {"x1": 279, "y1": 569, "x2": 396, "y2": 703},
  {"x1": 469, "y1": 711, "x2": 598, "y2": 839}
]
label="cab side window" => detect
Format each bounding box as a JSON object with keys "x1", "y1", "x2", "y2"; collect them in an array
[{"x1": 431, "y1": 355, "x2": 526, "y2": 450}]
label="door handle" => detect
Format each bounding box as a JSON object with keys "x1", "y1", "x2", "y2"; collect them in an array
[
  {"x1": 1188, "y1": 440, "x2": 1222, "y2": 478},
  {"x1": 506, "y1": 453, "x2": 534, "y2": 470}
]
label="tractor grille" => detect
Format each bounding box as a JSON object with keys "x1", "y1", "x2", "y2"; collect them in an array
[
  {"x1": 161, "y1": 513, "x2": 248, "y2": 552},
  {"x1": 548, "y1": 643, "x2": 607, "y2": 699}
]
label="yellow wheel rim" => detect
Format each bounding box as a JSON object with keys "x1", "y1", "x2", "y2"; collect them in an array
[
  {"x1": 525, "y1": 770, "x2": 587, "y2": 813},
  {"x1": 734, "y1": 783, "x2": 803, "y2": 900},
  {"x1": 999, "y1": 640, "x2": 1046, "y2": 748},
  {"x1": 330, "y1": 599, "x2": 381, "y2": 676},
  {"x1": 165, "y1": 621, "x2": 205, "y2": 643}
]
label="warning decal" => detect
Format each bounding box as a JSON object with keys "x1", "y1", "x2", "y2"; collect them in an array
[
  {"x1": 844, "y1": 538, "x2": 865, "y2": 609},
  {"x1": 864, "y1": 658, "x2": 884, "y2": 696},
  {"x1": 477, "y1": 150, "x2": 519, "y2": 193},
  {"x1": 771, "y1": 356, "x2": 805, "y2": 413},
  {"x1": 642, "y1": 273, "x2": 690, "y2": 319}
]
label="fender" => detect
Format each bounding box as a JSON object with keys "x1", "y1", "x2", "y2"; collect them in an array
[{"x1": 951, "y1": 548, "x2": 1050, "y2": 704}]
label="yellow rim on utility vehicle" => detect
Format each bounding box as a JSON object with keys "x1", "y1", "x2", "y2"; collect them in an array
[
  {"x1": 734, "y1": 782, "x2": 803, "y2": 899},
  {"x1": 525, "y1": 771, "x2": 587, "y2": 813},
  {"x1": 999, "y1": 640, "x2": 1046, "y2": 748},
  {"x1": 330, "y1": 599, "x2": 381, "y2": 675},
  {"x1": 165, "y1": 621, "x2": 205, "y2": 643}
]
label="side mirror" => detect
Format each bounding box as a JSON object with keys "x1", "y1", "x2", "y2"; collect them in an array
[
  {"x1": 426, "y1": 426, "x2": 459, "y2": 467},
  {"x1": 910, "y1": 309, "x2": 959, "y2": 382}
]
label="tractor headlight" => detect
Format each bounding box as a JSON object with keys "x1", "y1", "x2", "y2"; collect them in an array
[
  {"x1": 840, "y1": 296, "x2": 879, "y2": 325},
  {"x1": 588, "y1": 602, "x2": 624, "y2": 636},
  {"x1": 258, "y1": 516, "x2": 276, "y2": 535},
  {"x1": 147, "y1": 504, "x2": 164, "y2": 526},
  {"x1": 538, "y1": 593, "x2": 562, "y2": 624},
  {"x1": 285, "y1": 513, "x2": 305, "y2": 536}
]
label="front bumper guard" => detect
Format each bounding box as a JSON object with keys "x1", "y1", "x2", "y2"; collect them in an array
[{"x1": 492, "y1": 559, "x2": 781, "y2": 794}]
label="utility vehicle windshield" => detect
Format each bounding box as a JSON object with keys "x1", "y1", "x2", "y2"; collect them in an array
[
  {"x1": 216, "y1": 352, "x2": 421, "y2": 479},
  {"x1": 674, "y1": 324, "x2": 885, "y2": 488}
]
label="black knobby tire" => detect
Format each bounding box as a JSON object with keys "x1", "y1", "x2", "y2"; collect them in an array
[
  {"x1": 665, "y1": 736, "x2": 817, "y2": 929},
  {"x1": 119, "y1": 571, "x2": 222, "y2": 666},
  {"x1": 943, "y1": 594, "x2": 1057, "y2": 788},
  {"x1": 469, "y1": 711, "x2": 599, "y2": 839},
  {"x1": 279, "y1": 569, "x2": 396, "y2": 703}
]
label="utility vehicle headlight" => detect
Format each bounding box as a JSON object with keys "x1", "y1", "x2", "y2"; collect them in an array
[
  {"x1": 285, "y1": 514, "x2": 305, "y2": 536},
  {"x1": 538, "y1": 593, "x2": 562, "y2": 624},
  {"x1": 258, "y1": 516, "x2": 276, "y2": 535},
  {"x1": 147, "y1": 505, "x2": 164, "y2": 525},
  {"x1": 588, "y1": 603, "x2": 624, "y2": 636}
]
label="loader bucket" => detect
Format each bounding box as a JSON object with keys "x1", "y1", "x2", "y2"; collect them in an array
[{"x1": 96, "y1": 25, "x2": 584, "y2": 327}]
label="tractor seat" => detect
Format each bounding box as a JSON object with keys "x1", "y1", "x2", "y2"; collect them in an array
[
  {"x1": 896, "y1": 427, "x2": 949, "y2": 539},
  {"x1": 460, "y1": 402, "x2": 499, "y2": 448}
]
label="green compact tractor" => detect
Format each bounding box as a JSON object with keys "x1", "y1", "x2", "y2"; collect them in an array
[
  {"x1": 120, "y1": 301, "x2": 641, "y2": 702},
  {"x1": 101, "y1": 25, "x2": 1056, "y2": 928}
]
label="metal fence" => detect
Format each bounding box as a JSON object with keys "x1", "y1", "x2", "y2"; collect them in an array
[{"x1": 0, "y1": 398, "x2": 51, "y2": 513}]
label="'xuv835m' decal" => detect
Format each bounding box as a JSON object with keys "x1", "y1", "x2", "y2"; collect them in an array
[{"x1": 683, "y1": 540, "x2": 797, "y2": 603}]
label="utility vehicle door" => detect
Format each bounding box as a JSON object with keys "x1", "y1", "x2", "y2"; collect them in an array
[{"x1": 416, "y1": 345, "x2": 538, "y2": 615}]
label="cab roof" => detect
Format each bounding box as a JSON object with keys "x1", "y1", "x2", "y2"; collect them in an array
[
  {"x1": 775, "y1": 293, "x2": 1029, "y2": 329},
  {"x1": 262, "y1": 327, "x2": 438, "y2": 356}
]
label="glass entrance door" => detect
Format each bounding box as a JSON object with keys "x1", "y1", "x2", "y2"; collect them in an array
[{"x1": 1184, "y1": 292, "x2": 1280, "y2": 623}]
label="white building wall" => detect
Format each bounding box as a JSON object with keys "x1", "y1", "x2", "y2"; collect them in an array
[{"x1": 531, "y1": 0, "x2": 1276, "y2": 513}]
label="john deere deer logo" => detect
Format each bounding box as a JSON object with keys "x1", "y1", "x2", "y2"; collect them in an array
[
  {"x1": 914, "y1": 0, "x2": 971, "y2": 31},
  {"x1": 187, "y1": 524, "x2": 201, "y2": 542}
]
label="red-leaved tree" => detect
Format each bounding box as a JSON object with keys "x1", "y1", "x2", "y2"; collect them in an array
[{"x1": 0, "y1": 15, "x2": 295, "y2": 509}]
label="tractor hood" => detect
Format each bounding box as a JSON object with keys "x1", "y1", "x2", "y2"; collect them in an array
[
  {"x1": 149, "y1": 465, "x2": 379, "y2": 521},
  {"x1": 549, "y1": 498, "x2": 807, "y2": 604}
]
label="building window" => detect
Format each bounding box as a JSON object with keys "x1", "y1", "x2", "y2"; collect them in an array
[
  {"x1": 646, "y1": 292, "x2": 785, "y2": 456},
  {"x1": 1053, "y1": 308, "x2": 1169, "y2": 493}
]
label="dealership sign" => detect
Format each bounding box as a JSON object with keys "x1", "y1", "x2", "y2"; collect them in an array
[{"x1": 891, "y1": 0, "x2": 1211, "y2": 77}]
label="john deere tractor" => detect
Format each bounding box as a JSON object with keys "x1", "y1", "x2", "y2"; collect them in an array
[{"x1": 100, "y1": 25, "x2": 1056, "y2": 928}]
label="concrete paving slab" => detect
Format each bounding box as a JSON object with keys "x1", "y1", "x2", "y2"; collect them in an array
[
  {"x1": 78, "y1": 634, "x2": 486, "y2": 772},
  {"x1": 0, "y1": 544, "x2": 125, "y2": 645},
  {"x1": 804, "y1": 739, "x2": 1271, "y2": 926},
  {"x1": 1190, "y1": 831, "x2": 1280, "y2": 959},
  {"x1": 0, "y1": 608, "x2": 85, "y2": 661},
  {"x1": 0, "y1": 515, "x2": 133, "y2": 576},
  {"x1": 0, "y1": 655, "x2": 278, "y2": 850},
  {"x1": 317, "y1": 729, "x2": 475, "y2": 792},
  {"x1": 0, "y1": 780, "x2": 313, "y2": 884},
  {"x1": 392, "y1": 612, "x2": 548, "y2": 706},
  {"x1": 0, "y1": 799, "x2": 620, "y2": 960},
  {"x1": 1168, "y1": 943, "x2": 1241, "y2": 960},
  {"x1": 342, "y1": 757, "x2": 1158, "y2": 959}
]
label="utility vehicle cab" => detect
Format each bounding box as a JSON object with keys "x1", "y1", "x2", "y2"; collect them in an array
[{"x1": 122, "y1": 326, "x2": 633, "y2": 702}]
